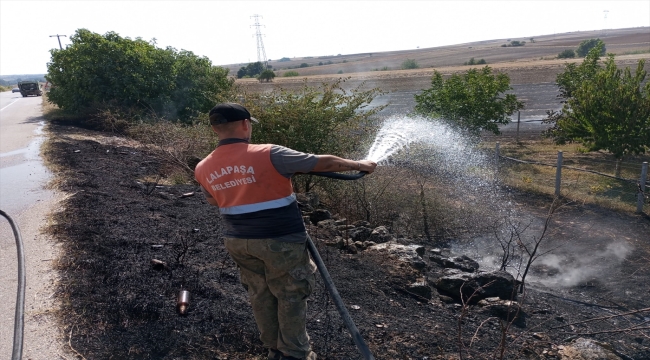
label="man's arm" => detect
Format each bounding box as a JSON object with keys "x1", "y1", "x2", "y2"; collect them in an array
[
  {"x1": 200, "y1": 186, "x2": 219, "y2": 206},
  {"x1": 311, "y1": 155, "x2": 377, "y2": 173}
]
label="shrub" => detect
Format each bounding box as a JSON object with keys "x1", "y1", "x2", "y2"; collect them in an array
[
  {"x1": 415, "y1": 66, "x2": 524, "y2": 135},
  {"x1": 576, "y1": 38, "x2": 606, "y2": 57},
  {"x1": 46, "y1": 28, "x2": 234, "y2": 122},
  {"x1": 299, "y1": 63, "x2": 309, "y2": 68},
  {"x1": 278, "y1": 57, "x2": 291, "y2": 62},
  {"x1": 401, "y1": 59, "x2": 419, "y2": 69},
  {"x1": 258, "y1": 69, "x2": 276, "y2": 82},
  {"x1": 464, "y1": 58, "x2": 487, "y2": 66},
  {"x1": 283, "y1": 71, "x2": 300, "y2": 77},
  {"x1": 557, "y1": 49, "x2": 576, "y2": 59},
  {"x1": 239, "y1": 78, "x2": 386, "y2": 191},
  {"x1": 337, "y1": 70, "x2": 344, "y2": 74}
]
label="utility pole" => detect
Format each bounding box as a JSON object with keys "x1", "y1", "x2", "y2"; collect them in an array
[
  {"x1": 250, "y1": 15, "x2": 268, "y2": 69},
  {"x1": 603, "y1": 10, "x2": 609, "y2": 36},
  {"x1": 49, "y1": 34, "x2": 67, "y2": 50}
]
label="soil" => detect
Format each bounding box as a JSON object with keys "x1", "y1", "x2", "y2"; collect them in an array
[
  {"x1": 40, "y1": 26, "x2": 650, "y2": 360},
  {"x1": 42, "y1": 122, "x2": 650, "y2": 360}
]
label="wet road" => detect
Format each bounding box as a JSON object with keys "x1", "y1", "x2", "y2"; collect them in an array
[
  {"x1": 0, "y1": 91, "x2": 62, "y2": 359},
  {"x1": 0, "y1": 91, "x2": 52, "y2": 214}
]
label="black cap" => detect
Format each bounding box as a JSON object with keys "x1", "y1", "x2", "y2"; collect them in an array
[{"x1": 209, "y1": 103, "x2": 258, "y2": 125}]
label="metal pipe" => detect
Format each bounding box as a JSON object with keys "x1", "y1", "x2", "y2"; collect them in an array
[
  {"x1": 306, "y1": 236, "x2": 375, "y2": 360},
  {"x1": 0, "y1": 209, "x2": 26, "y2": 360}
]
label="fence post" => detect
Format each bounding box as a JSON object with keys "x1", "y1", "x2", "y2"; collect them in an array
[
  {"x1": 516, "y1": 111, "x2": 521, "y2": 143},
  {"x1": 637, "y1": 162, "x2": 648, "y2": 214},
  {"x1": 495, "y1": 142, "x2": 500, "y2": 170},
  {"x1": 555, "y1": 151, "x2": 563, "y2": 197}
]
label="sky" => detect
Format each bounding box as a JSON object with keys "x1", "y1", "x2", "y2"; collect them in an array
[{"x1": 1, "y1": 0, "x2": 649, "y2": 75}]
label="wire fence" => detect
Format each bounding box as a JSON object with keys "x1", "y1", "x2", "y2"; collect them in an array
[{"x1": 494, "y1": 142, "x2": 649, "y2": 214}]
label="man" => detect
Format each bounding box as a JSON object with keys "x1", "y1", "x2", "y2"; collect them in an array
[{"x1": 194, "y1": 103, "x2": 376, "y2": 360}]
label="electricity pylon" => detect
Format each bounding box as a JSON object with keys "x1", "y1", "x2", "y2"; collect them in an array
[{"x1": 251, "y1": 14, "x2": 268, "y2": 69}]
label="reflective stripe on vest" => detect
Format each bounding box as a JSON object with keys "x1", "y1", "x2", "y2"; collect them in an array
[
  {"x1": 194, "y1": 143, "x2": 295, "y2": 215},
  {"x1": 219, "y1": 193, "x2": 296, "y2": 215}
]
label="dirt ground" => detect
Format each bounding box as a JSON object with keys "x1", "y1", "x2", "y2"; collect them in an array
[
  {"x1": 41, "y1": 122, "x2": 650, "y2": 359},
  {"x1": 38, "y1": 27, "x2": 650, "y2": 360}
]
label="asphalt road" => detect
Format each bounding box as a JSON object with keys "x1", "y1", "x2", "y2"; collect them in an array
[
  {"x1": 369, "y1": 82, "x2": 562, "y2": 137},
  {"x1": 0, "y1": 91, "x2": 63, "y2": 359}
]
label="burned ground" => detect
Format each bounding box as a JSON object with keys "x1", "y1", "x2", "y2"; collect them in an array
[{"x1": 42, "y1": 123, "x2": 650, "y2": 360}]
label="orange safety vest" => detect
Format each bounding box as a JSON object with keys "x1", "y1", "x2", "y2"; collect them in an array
[{"x1": 195, "y1": 143, "x2": 295, "y2": 215}]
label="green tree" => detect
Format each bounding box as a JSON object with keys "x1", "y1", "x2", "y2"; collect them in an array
[
  {"x1": 237, "y1": 62, "x2": 265, "y2": 78},
  {"x1": 258, "y1": 69, "x2": 276, "y2": 82},
  {"x1": 240, "y1": 78, "x2": 386, "y2": 191},
  {"x1": 414, "y1": 67, "x2": 524, "y2": 135},
  {"x1": 543, "y1": 47, "x2": 650, "y2": 176},
  {"x1": 46, "y1": 29, "x2": 233, "y2": 121},
  {"x1": 576, "y1": 38, "x2": 606, "y2": 57},
  {"x1": 401, "y1": 59, "x2": 419, "y2": 69},
  {"x1": 557, "y1": 49, "x2": 576, "y2": 59}
]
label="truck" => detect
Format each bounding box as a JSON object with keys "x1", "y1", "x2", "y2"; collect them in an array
[{"x1": 17, "y1": 81, "x2": 42, "y2": 97}]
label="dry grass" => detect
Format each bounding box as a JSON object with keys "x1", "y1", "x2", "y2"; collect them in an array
[{"x1": 492, "y1": 138, "x2": 649, "y2": 213}]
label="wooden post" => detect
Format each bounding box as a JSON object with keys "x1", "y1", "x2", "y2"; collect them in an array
[
  {"x1": 495, "y1": 142, "x2": 500, "y2": 170},
  {"x1": 637, "y1": 162, "x2": 648, "y2": 214},
  {"x1": 515, "y1": 111, "x2": 521, "y2": 143},
  {"x1": 555, "y1": 151, "x2": 563, "y2": 197}
]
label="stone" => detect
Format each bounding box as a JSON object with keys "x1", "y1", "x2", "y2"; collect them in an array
[
  {"x1": 349, "y1": 226, "x2": 373, "y2": 241},
  {"x1": 478, "y1": 299, "x2": 526, "y2": 327},
  {"x1": 367, "y1": 243, "x2": 427, "y2": 270},
  {"x1": 558, "y1": 338, "x2": 621, "y2": 360},
  {"x1": 296, "y1": 192, "x2": 319, "y2": 208},
  {"x1": 309, "y1": 209, "x2": 331, "y2": 224},
  {"x1": 352, "y1": 220, "x2": 371, "y2": 228},
  {"x1": 406, "y1": 281, "x2": 433, "y2": 300},
  {"x1": 434, "y1": 270, "x2": 517, "y2": 303},
  {"x1": 368, "y1": 226, "x2": 393, "y2": 243},
  {"x1": 429, "y1": 254, "x2": 479, "y2": 272}
]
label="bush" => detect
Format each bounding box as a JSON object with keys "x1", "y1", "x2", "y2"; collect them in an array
[
  {"x1": 464, "y1": 58, "x2": 487, "y2": 65},
  {"x1": 239, "y1": 78, "x2": 386, "y2": 191},
  {"x1": 237, "y1": 62, "x2": 265, "y2": 79},
  {"x1": 576, "y1": 38, "x2": 606, "y2": 57},
  {"x1": 46, "y1": 28, "x2": 234, "y2": 122},
  {"x1": 557, "y1": 49, "x2": 576, "y2": 59},
  {"x1": 278, "y1": 57, "x2": 291, "y2": 62},
  {"x1": 283, "y1": 71, "x2": 300, "y2": 77},
  {"x1": 337, "y1": 70, "x2": 344, "y2": 74},
  {"x1": 401, "y1": 59, "x2": 419, "y2": 70},
  {"x1": 299, "y1": 63, "x2": 309, "y2": 68},
  {"x1": 258, "y1": 69, "x2": 276, "y2": 82},
  {"x1": 415, "y1": 66, "x2": 524, "y2": 135}
]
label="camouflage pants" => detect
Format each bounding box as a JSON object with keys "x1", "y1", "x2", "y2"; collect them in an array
[{"x1": 224, "y1": 237, "x2": 317, "y2": 359}]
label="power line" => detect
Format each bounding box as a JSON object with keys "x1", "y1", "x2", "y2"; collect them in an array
[
  {"x1": 250, "y1": 14, "x2": 268, "y2": 69},
  {"x1": 49, "y1": 34, "x2": 67, "y2": 50}
]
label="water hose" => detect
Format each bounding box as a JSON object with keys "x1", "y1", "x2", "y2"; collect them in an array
[
  {"x1": 307, "y1": 171, "x2": 368, "y2": 180},
  {"x1": 0, "y1": 210, "x2": 25, "y2": 360},
  {"x1": 302, "y1": 170, "x2": 375, "y2": 360}
]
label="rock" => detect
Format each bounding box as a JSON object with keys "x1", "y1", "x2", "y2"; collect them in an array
[
  {"x1": 430, "y1": 248, "x2": 442, "y2": 254},
  {"x1": 324, "y1": 236, "x2": 345, "y2": 249},
  {"x1": 406, "y1": 281, "x2": 432, "y2": 300},
  {"x1": 478, "y1": 298, "x2": 526, "y2": 327},
  {"x1": 368, "y1": 226, "x2": 393, "y2": 243},
  {"x1": 349, "y1": 227, "x2": 373, "y2": 241},
  {"x1": 347, "y1": 244, "x2": 358, "y2": 254},
  {"x1": 434, "y1": 270, "x2": 517, "y2": 303},
  {"x1": 317, "y1": 219, "x2": 338, "y2": 228},
  {"x1": 296, "y1": 192, "x2": 319, "y2": 208},
  {"x1": 352, "y1": 220, "x2": 371, "y2": 227},
  {"x1": 309, "y1": 209, "x2": 331, "y2": 224},
  {"x1": 558, "y1": 338, "x2": 621, "y2": 360},
  {"x1": 337, "y1": 224, "x2": 355, "y2": 231},
  {"x1": 367, "y1": 243, "x2": 426, "y2": 270},
  {"x1": 439, "y1": 295, "x2": 455, "y2": 303},
  {"x1": 334, "y1": 219, "x2": 347, "y2": 226},
  {"x1": 429, "y1": 254, "x2": 479, "y2": 272},
  {"x1": 354, "y1": 241, "x2": 365, "y2": 250}
]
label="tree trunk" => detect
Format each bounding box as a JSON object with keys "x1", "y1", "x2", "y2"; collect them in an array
[{"x1": 615, "y1": 158, "x2": 622, "y2": 178}]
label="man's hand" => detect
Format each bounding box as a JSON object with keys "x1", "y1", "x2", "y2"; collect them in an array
[{"x1": 358, "y1": 160, "x2": 377, "y2": 174}]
